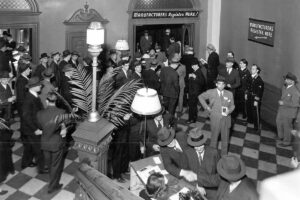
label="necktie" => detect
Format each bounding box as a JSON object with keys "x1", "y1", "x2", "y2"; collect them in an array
[
  {"x1": 197, "y1": 152, "x2": 202, "y2": 165},
  {"x1": 157, "y1": 120, "x2": 162, "y2": 129},
  {"x1": 227, "y1": 69, "x2": 230, "y2": 74}
]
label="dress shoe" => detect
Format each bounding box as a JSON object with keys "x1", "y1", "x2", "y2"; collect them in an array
[
  {"x1": 0, "y1": 190, "x2": 8, "y2": 195},
  {"x1": 48, "y1": 184, "x2": 63, "y2": 194},
  {"x1": 186, "y1": 120, "x2": 196, "y2": 124},
  {"x1": 116, "y1": 177, "x2": 126, "y2": 183},
  {"x1": 38, "y1": 168, "x2": 49, "y2": 174},
  {"x1": 28, "y1": 162, "x2": 37, "y2": 167}
]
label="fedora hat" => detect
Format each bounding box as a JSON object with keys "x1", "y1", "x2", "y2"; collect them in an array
[
  {"x1": 109, "y1": 49, "x2": 117, "y2": 55},
  {"x1": 40, "y1": 53, "x2": 49, "y2": 59},
  {"x1": 51, "y1": 51, "x2": 60, "y2": 57},
  {"x1": 42, "y1": 68, "x2": 54, "y2": 79},
  {"x1": 0, "y1": 71, "x2": 10, "y2": 79},
  {"x1": 18, "y1": 62, "x2": 30, "y2": 74},
  {"x1": 284, "y1": 72, "x2": 298, "y2": 83},
  {"x1": 20, "y1": 53, "x2": 32, "y2": 61},
  {"x1": 187, "y1": 128, "x2": 207, "y2": 147},
  {"x1": 62, "y1": 50, "x2": 71, "y2": 57},
  {"x1": 215, "y1": 75, "x2": 227, "y2": 84},
  {"x1": 225, "y1": 57, "x2": 235, "y2": 63},
  {"x1": 72, "y1": 51, "x2": 80, "y2": 57},
  {"x1": 150, "y1": 59, "x2": 158, "y2": 67},
  {"x1": 26, "y1": 76, "x2": 42, "y2": 88},
  {"x1": 16, "y1": 46, "x2": 27, "y2": 53},
  {"x1": 157, "y1": 127, "x2": 175, "y2": 146},
  {"x1": 217, "y1": 155, "x2": 246, "y2": 182}
]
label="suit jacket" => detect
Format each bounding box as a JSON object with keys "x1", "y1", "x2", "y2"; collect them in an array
[
  {"x1": 15, "y1": 75, "x2": 28, "y2": 105},
  {"x1": 142, "y1": 69, "x2": 160, "y2": 92},
  {"x1": 188, "y1": 68, "x2": 206, "y2": 96},
  {"x1": 247, "y1": 75, "x2": 264, "y2": 102},
  {"x1": 216, "y1": 177, "x2": 258, "y2": 200},
  {"x1": 0, "y1": 50, "x2": 10, "y2": 73},
  {"x1": 57, "y1": 60, "x2": 69, "y2": 89},
  {"x1": 167, "y1": 42, "x2": 180, "y2": 59},
  {"x1": 198, "y1": 88, "x2": 235, "y2": 129},
  {"x1": 115, "y1": 69, "x2": 132, "y2": 89},
  {"x1": 37, "y1": 106, "x2": 66, "y2": 151},
  {"x1": 146, "y1": 113, "x2": 174, "y2": 155},
  {"x1": 0, "y1": 84, "x2": 12, "y2": 104},
  {"x1": 33, "y1": 63, "x2": 48, "y2": 80},
  {"x1": 277, "y1": 85, "x2": 300, "y2": 118},
  {"x1": 140, "y1": 35, "x2": 152, "y2": 54},
  {"x1": 220, "y1": 68, "x2": 241, "y2": 92},
  {"x1": 238, "y1": 68, "x2": 251, "y2": 92},
  {"x1": 60, "y1": 75, "x2": 73, "y2": 107},
  {"x1": 49, "y1": 60, "x2": 60, "y2": 88},
  {"x1": 160, "y1": 131, "x2": 190, "y2": 178},
  {"x1": 160, "y1": 66, "x2": 179, "y2": 98},
  {"x1": 21, "y1": 92, "x2": 44, "y2": 135},
  {"x1": 206, "y1": 51, "x2": 219, "y2": 79},
  {"x1": 185, "y1": 146, "x2": 220, "y2": 188},
  {"x1": 176, "y1": 64, "x2": 186, "y2": 89}
]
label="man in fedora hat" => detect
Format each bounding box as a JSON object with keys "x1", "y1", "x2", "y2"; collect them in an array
[
  {"x1": 131, "y1": 61, "x2": 143, "y2": 82},
  {"x1": 60, "y1": 64, "x2": 74, "y2": 109},
  {"x1": 216, "y1": 155, "x2": 258, "y2": 200},
  {"x1": 115, "y1": 59, "x2": 132, "y2": 89},
  {"x1": 33, "y1": 53, "x2": 49, "y2": 80},
  {"x1": 40, "y1": 68, "x2": 56, "y2": 108},
  {"x1": 69, "y1": 51, "x2": 80, "y2": 69},
  {"x1": 16, "y1": 62, "x2": 31, "y2": 117},
  {"x1": 276, "y1": 72, "x2": 300, "y2": 147},
  {"x1": 185, "y1": 128, "x2": 220, "y2": 199},
  {"x1": 175, "y1": 53, "x2": 186, "y2": 113},
  {"x1": 187, "y1": 59, "x2": 206, "y2": 124},
  {"x1": 158, "y1": 127, "x2": 197, "y2": 182},
  {"x1": 57, "y1": 50, "x2": 71, "y2": 90},
  {"x1": 0, "y1": 38, "x2": 10, "y2": 74},
  {"x1": 142, "y1": 59, "x2": 160, "y2": 92},
  {"x1": 166, "y1": 36, "x2": 180, "y2": 60},
  {"x1": 49, "y1": 51, "x2": 61, "y2": 88},
  {"x1": 145, "y1": 107, "x2": 175, "y2": 156},
  {"x1": 37, "y1": 92, "x2": 67, "y2": 193},
  {"x1": 21, "y1": 76, "x2": 47, "y2": 173},
  {"x1": 198, "y1": 75, "x2": 235, "y2": 155},
  {"x1": 0, "y1": 71, "x2": 15, "y2": 121},
  {"x1": 246, "y1": 64, "x2": 264, "y2": 132},
  {"x1": 140, "y1": 30, "x2": 153, "y2": 55},
  {"x1": 160, "y1": 53, "x2": 180, "y2": 116},
  {"x1": 200, "y1": 43, "x2": 220, "y2": 89},
  {"x1": 106, "y1": 49, "x2": 118, "y2": 69}
]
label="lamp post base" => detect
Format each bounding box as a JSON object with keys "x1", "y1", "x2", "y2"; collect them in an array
[{"x1": 88, "y1": 111, "x2": 101, "y2": 122}]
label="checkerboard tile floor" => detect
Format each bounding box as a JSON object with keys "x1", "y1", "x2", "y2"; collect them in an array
[{"x1": 1, "y1": 108, "x2": 294, "y2": 199}]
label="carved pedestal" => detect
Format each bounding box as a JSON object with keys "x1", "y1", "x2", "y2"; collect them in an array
[{"x1": 72, "y1": 118, "x2": 115, "y2": 174}]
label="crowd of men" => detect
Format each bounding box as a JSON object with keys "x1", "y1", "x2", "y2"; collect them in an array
[{"x1": 0, "y1": 28, "x2": 300, "y2": 199}]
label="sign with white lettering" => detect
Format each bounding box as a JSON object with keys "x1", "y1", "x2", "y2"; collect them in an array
[
  {"x1": 248, "y1": 18, "x2": 275, "y2": 46},
  {"x1": 132, "y1": 11, "x2": 199, "y2": 19}
]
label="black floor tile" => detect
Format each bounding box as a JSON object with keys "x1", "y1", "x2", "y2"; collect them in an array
[
  {"x1": 6, "y1": 191, "x2": 30, "y2": 200},
  {"x1": 241, "y1": 155, "x2": 259, "y2": 169},
  {"x1": 231, "y1": 130, "x2": 246, "y2": 139},
  {"x1": 228, "y1": 144, "x2": 243, "y2": 154},
  {"x1": 276, "y1": 147, "x2": 293, "y2": 158},
  {"x1": 6, "y1": 173, "x2": 32, "y2": 189},
  {"x1": 257, "y1": 170, "x2": 275, "y2": 181},
  {"x1": 259, "y1": 152, "x2": 277, "y2": 163},
  {"x1": 244, "y1": 139, "x2": 260, "y2": 150},
  {"x1": 260, "y1": 136, "x2": 276, "y2": 146}
]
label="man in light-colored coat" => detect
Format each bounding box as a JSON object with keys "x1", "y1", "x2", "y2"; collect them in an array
[{"x1": 198, "y1": 76, "x2": 235, "y2": 155}]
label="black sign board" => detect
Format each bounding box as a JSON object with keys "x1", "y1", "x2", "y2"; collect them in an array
[
  {"x1": 132, "y1": 11, "x2": 199, "y2": 19},
  {"x1": 248, "y1": 18, "x2": 275, "y2": 46}
]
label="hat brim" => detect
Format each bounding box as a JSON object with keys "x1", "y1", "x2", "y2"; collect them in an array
[
  {"x1": 26, "y1": 81, "x2": 42, "y2": 88},
  {"x1": 283, "y1": 75, "x2": 297, "y2": 83},
  {"x1": 217, "y1": 158, "x2": 246, "y2": 182},
  {"x1": 157, "y1": 128, "x2": 175, "y2": 146},
  {"x1": 187, "y1": 136, "x2": 207, "y2": 147},
  {"x1": 42, "y1": 73, "x2": 54, "y2": 79}
]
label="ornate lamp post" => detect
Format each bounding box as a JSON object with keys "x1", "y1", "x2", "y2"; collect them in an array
[{"x1": 87, "y1": 21, "x2": 104, "y2": 122}]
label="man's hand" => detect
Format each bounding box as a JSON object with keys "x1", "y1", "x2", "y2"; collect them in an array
[
  {"x1": 180, "y1": 170, "x2": 197, "y2": 182},
  {"x1": 34, "y1": 129, "x2": 42, "y2": 135},
  {"x1": 254, "y1": 101, "x2": 258, "y2": 106},
  {"x1": 60, "y1": 128, "x2": 67, "y2": 138},
  {"x1": 140, "y1": 146, "x2": 146, "y2": 154},
  {"x1": 196, "y1": 185, "x2": 206, "y2": 196},
  {"x1": 152, "y1": 144, "x2": 160, "y2": 152},
  {"x1": 278, "y1": 100, "x2": 284, "y2": 105},
  {"x1": 8, "y1": 96, "x2": 16, "y2": 102},
  {"x1": 227, "y1": 84, "x2": 231, "y2": 88},
  {"x1": 72, "y1": 107, "x2": 78, "y2": 112}
]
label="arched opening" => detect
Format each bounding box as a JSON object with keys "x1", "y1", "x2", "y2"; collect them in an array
[
  {"x1": 0, "y1": 0, "x2": 41, "y2": 63},
  {"x1": 128, "y1": 0, "x2": 201, "y2": 56}
]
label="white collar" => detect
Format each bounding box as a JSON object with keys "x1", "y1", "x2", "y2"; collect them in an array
[
  {"x1": 21, "y1": 74, "x2": 29, "y2": 80},
  {"x1": 287, "y1": 84, "x2": 293, "y2": 89},
  {"x1": 1, "y1": 83, "x2": 7, "y2": 89},
  {"x1": 217, "y1": 89, "x2": 223, "y2": 96},
  {"x1": 229, "y1": 180, "x2": 241, "y2": 193},
  {"x1": 174, "y1": 140, "x2": 182, "y2": 152},
  {"x1": 29, "y1": 89, "x2": 38, "y2": 98},
  {"x1": 154, "y1": 118, "x2": 163, "y2": 126}
]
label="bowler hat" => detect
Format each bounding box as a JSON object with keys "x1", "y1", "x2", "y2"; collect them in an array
[
  {"x1": 0, "y1": 71, "x2": 10, "y2": 79},
  {"x1": 170, "y1": 53, "x2": 181, "y2": 64},
  {"x1": 284, "y1": 72, "x2": 298, "y2": 83},
  {"x1": 17, "y1": 46, "x2": 27, "y2": 53},
  {"x1": 26, "y1": 76, "x2": 42, "y2": 88},
  {"x1": 42, "y1": 68, "x2": 54, "y2": 79},
  {"x1": 72, "y1": 51, "x2": 80, "y2": 57},
  {"x1": 51, "y1": 51, "x2": 60, "y2": 57},
  {"x1": 157, "y1": 127, "x2": 175, "y2": 146},
  {"x1": 215, "y1": 75, "x2": 227, "y2": 84},
  {"x1": 62, "y1": 50, "x2": 71, "y2": 57},
  {"x1": 18, "y1": 62, "x2": 30, "y2": 74},
  {"x1": 225, "y1": 57, "x2": 235, "y2": 63},
  {"x1": 217, "y1": 155, "x2": 246, "y2": 182},
  {"x1": 20, "y1": 53, "x2": 32, "y2": 61},
  {"x1": 40, "y1": 53, "x2": 49, "y2": 59},
  {"x1": 62, "y1": 64, "x2": 73, "y2": 73},
  {"x1": 187, "y1": 128, "x2": 207, "y2": 147}
]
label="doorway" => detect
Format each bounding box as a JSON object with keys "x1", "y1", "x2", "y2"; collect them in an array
[{"x1": 135, "y1": 23, "x2": 194, "y2": 54}]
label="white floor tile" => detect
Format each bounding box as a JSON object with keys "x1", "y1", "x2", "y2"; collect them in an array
[
  {"x1": 19, "y1": 178, "x2": 47, "y2": 196},
  {"x1": 52, "y1": 190, "x2": 75, "y2": 200}
]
